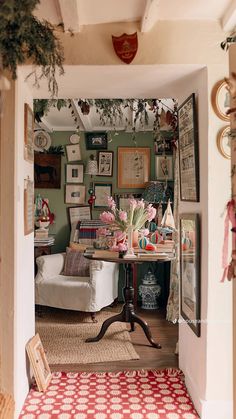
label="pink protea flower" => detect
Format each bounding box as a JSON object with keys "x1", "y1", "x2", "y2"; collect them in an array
[
  {"x1": 146, "y1": 205, "x2": 156, "y2": 222},
  {"x1": 140, "y1": 228, "x2": 149, "y2": 236},
  {"x1": 119, "y1": 210, "x2": 128, "y2": 222},
  {"x1": 136, "y1": 199, "x2": 145, "y2": 209},
  {"x1": 107, "y1": 196, "x2": 116, "y2": 211},
  {"x1": 114, "y1": 230, "x2": 126, "y2": 242},
  {"x1": 117, "y1": 242, "x2": 127, "y2": 252},
  {"x1": 129, "y1": 198, "x2": 137, "y2": 209},
  {"x1": 100, "y1": 211, "x2": 115, "y2": 223}
]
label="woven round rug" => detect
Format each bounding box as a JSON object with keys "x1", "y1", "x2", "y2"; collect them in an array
[{"x1": 36, "y1": 309, "x2": 139, "y2": 365}]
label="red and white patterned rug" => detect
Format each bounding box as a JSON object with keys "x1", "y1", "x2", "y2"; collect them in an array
[{"x1": 19, "y1": 369, "x2": 199, "y2": 419}]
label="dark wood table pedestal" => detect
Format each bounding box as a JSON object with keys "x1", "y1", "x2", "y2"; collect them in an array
[{"x1": 85, "y1": 257, "x2": 174, "y2": 349}]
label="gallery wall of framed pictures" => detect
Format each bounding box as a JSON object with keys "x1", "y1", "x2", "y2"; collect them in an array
[{"x1": 34, "y1": 128, "x2": 175, "y2": 252}]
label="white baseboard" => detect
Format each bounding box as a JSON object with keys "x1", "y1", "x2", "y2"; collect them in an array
[{"x1": 184, "y1": 373, "x2": 233, "y2": 419}]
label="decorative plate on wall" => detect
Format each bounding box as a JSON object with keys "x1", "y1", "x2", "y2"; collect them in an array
[
  {"x1": 217, "y1": 126, "x2": 231, "y2": 159},
  {"x1": 34, "y1": 130, "x2": 51, "y2": 152},
  {"x1": 211, "y1": 80, "x2": 230, "y2": 121},
  {"x1": 70, "y1": 134, "x2": 80, "y2": 144}
]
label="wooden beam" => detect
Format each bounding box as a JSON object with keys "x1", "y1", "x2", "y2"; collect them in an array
[
  {"x1": 58, "y1": 0, "x2": 80, "y2": 33},
  {"x1": 141, "y1": 0, "x2": 160, "y2": 33},
  {"x1": 222, "y1": 0, "x2": 236, "y2": 32}
]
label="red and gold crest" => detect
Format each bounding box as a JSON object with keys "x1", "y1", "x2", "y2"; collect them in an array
[{"x1": 112, "y1": 32, "x2": 138, "y2": 64}]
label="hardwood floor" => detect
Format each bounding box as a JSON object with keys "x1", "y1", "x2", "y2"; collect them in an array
[{"x1": 50, "y1": 306, "x2": 179, "y2": 372}]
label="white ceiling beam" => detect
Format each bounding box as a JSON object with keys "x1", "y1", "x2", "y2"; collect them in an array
[
  {"x1": 71, "y1": 99, "x2": 93, "y2": 131},
  {"x1": 58, "y1": 0, "x2": 80, "y2": 33},
  {"x1": 141, "y1": 0, "x2": 160, "y2": 33},
  {"x1": 222, "y1": 0, "x2": 236, "y2": 32},
  {"x1": 38, "y1": 118, "x2": 54, "y2": 133}
]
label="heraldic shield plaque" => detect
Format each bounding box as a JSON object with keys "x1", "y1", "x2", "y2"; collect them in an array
[{"x1": 112, "y1": 32, "x2": 138, "y2": 64}]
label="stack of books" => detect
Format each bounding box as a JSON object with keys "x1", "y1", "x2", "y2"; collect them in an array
[{"x1": 34, "y1": 235, "x2": 55, "y2": 247}]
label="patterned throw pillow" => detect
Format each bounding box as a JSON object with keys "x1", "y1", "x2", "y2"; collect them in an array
[{"x1": 63, "y1": 247, "x2": 90, "y2": 277}]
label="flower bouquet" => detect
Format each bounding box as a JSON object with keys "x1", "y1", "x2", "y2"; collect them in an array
[{"x1": 100, "y1": 197, "x2": 156, "y2": 256}]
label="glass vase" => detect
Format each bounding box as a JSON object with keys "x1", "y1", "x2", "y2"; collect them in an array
[{"x1": 125, "y1": 226, "x2": 137, "y2": 258}]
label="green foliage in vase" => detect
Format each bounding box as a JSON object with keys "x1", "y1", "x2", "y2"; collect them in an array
[{"x1": 0, "y1": 0, "x2": 64, "y2": 96}]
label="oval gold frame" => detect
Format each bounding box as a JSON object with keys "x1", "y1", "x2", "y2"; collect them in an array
[
  {"x1": 211, "y1": 80, "x2": 230, "y2": 122},
  {"x1": 217, "y1": 126, "x2": 231, "y2": 159}
]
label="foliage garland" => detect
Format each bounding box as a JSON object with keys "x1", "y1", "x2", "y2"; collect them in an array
[{"x1": 0, "y1": 0, "x2": 64, "y2": 96}]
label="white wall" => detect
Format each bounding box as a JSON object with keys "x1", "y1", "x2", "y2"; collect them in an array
[
  {"x1": 14, "y1": 70, "x2": 35, "y2": 417},
  {"x1": 178, "y1": 67, "x2": 232, "y2": 419}
]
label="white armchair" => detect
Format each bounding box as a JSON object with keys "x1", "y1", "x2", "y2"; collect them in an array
[{"x1": 35, "y1": 253, "x2": 119, "y2": 319}]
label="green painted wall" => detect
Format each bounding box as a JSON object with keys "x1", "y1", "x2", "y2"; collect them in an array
[
  {"x1": 35, "y1": 130, "x2": 172, "y2": 305},
  {"x1": 35, "y1": 130, "x2": 157, "y2": 253}
]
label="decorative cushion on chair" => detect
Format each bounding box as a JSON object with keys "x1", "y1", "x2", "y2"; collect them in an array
[{"x1": 63, "y1": 247, "x2": 90, "y2": 276}]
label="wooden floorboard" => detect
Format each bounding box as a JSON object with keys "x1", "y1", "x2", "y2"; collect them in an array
[{"x1": 50, "y1": 306, "x2": 179, "y2": 372}]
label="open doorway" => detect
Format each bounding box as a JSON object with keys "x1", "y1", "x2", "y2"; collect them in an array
[{"x1": 33, "y1": 97, "x2": 179, "y2": 371}]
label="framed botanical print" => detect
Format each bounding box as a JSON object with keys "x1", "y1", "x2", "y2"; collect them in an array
[
  {"x1": 178, "y1": 93, "x2": 199, "y2": 202},
  {"x1": 24, "y1": 178, "x2": 34, "y2": 235},
  {"x1": 180, "y1": 213, "x2": 201, "y2": 337},
  {"x1": 97, "y1": 151, "x2": 113, "y2": 176},
  {"x1": 118, "y1": 147, "x2": 150, "y2": 188},
  {"x1": 155, "y1": 155, "x2": 173, "y2": 181},
  {"x1": 94, "y1": 183, "x2": 112, "y2": 208},
  {"x1": 24, "y1": 103, "x2": 34, "y2": 162}
]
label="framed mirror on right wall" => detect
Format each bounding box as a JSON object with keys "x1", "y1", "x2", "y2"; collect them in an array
[{"x1": 180, "y1": 213, "x2": 201, "y2": 337}]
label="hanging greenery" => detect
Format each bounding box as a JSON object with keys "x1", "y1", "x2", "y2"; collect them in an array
[
  {"x1": 34, "y1": 99, "x2": 68, "y2": 122},
  {"x1": 0, "y1": 0, "x2": 64, "y2": 96}
]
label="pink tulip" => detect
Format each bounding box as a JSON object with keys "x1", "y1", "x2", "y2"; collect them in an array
[{"x1": 129, "y1": 198, "x2": 137, "y2": 209}]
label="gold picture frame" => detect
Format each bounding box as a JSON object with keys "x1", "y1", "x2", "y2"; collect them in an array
[
  {"x1": 26, "y1": 333, "x2": 52, "y2": 392},
  {"x1": 217, "y1": 126, "x2": 231, "y2": 159},
  {"x1": 211, "y1": 80, "x2": 230, "y2": 122},
  {"x1": 24, "y1": 103, "x2": 34, "y2": 162},
  {"x1": 118, "y1": 147, "x2": 150, "y2": 188}
]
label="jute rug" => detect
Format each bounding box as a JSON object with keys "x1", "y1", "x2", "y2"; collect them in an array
[
  {"x1": 36, "y1": 308, "x2": 139, "y2": 365},
  {"x1": 19, "y1": 369, "x2": 199, "y2": 418}
]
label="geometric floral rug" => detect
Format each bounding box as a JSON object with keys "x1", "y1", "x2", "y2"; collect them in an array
[{"x1": 19, "y1": 369, "x2": 199, "y2": 419}]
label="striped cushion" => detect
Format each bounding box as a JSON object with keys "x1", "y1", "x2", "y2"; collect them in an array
[{"x1": 63, "y1": 247, "x2": 90, "y2": 277}]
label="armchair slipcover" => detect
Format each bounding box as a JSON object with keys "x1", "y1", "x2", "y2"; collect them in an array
[{"x1": 35, "y1": 253, "x2": 119, "y2": 313}]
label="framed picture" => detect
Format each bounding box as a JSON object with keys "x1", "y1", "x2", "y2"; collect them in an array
[
  {"x1": 24, "y1": 103, "x2": 34, "y2": 162},
  {"x1": 26, "y1": 333, "x2": 52, "y2": 392},
  {"x1": 66, "y1": 144, "x2": 81, "y2": 162},
  {"x1": 68, "y1": 205, "x2": 91, "y2": 227},
  {"x1": 118, "y1": 147, "x2": 150, "y2": 188},
  {"x1": 85, "y1": 132, "x2": 107, "y2": 150},
  {"x1": 94, "y1": 183, "x2": 112, "y2": 208},
  {"x1": 97, "y1": 151, "x2": 113, "y2": 176},
  {"x1": 155, "y1": 155, "x2": 173, "y2": 180},
  {"x1": 66, "y1": 164, "x2": 84, "y2": 183},
  {"x1": 180, "y1": 213, "x2": 201, "y2": 337},
  {"x1": 34, "y1": 153, "x2": 61, "y2": 189},
  {"x1": 154, "y1": 134, "x2": 173, "y2": 154},
  {"x1": 217, "y1": 126, "x2": 231, "y2": 159},
  {"x1": 211, "y1": 79, "x2": 230, "y2": 121},
  {"x1": 65, "y1": 184, "x2": 86, "y2": 204},
  {"x1": 24, "y1": 178, "x2": 34, "y2": 235},
  {"x1": 114, "y1": 193, "x2": 142, "y2": 211},
  {"x1": 178, "y1": 93, "x2": 199, "y2": 202}
]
